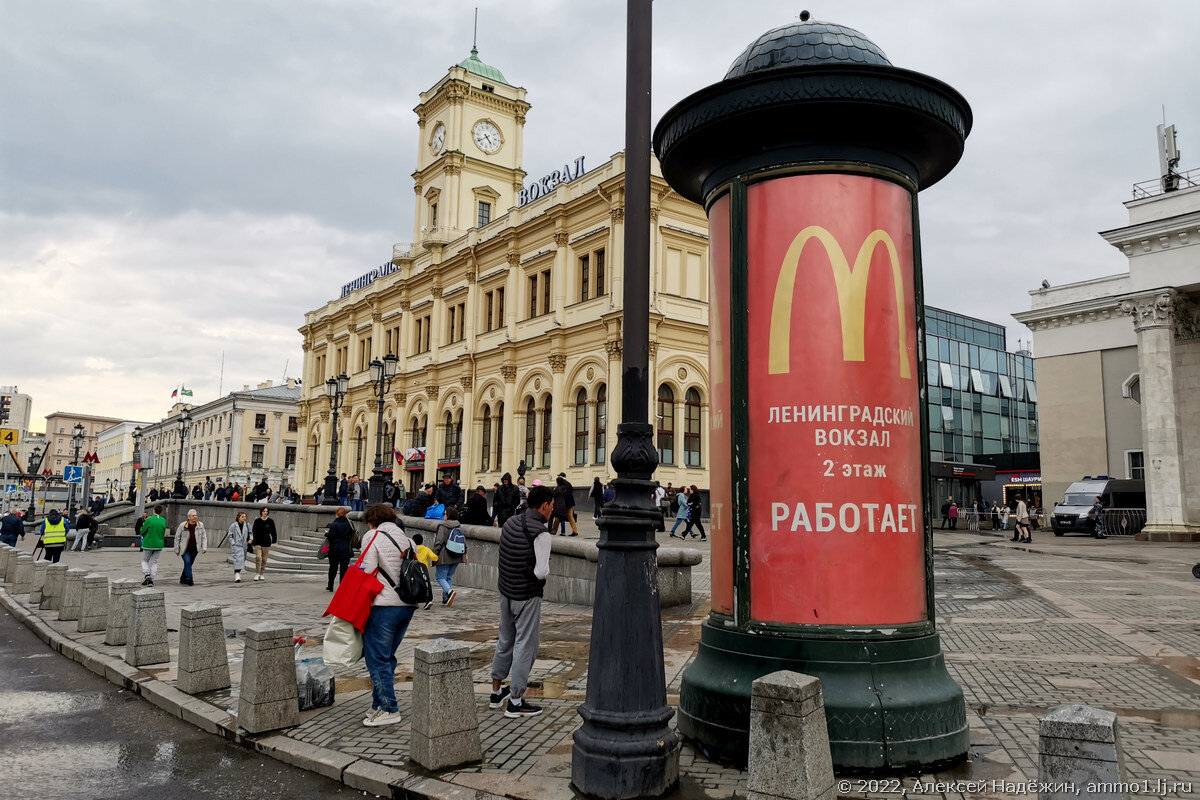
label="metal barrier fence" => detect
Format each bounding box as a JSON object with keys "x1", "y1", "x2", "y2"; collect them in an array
[{"x1": 1100, "y1": 507, "x2": 1147, "y2": 537}]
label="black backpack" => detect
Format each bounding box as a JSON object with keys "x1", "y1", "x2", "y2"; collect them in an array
[
  {"x1": 669, "y1": 493, "x2": 680, "y2": 513},
  {"x1": 374, "y1": 530, "x2": 433, "y2": 606}
]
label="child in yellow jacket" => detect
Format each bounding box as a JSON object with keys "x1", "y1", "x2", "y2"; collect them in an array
[{"x1": 410, "y1": 533, "x2": 439, "y2": 568}]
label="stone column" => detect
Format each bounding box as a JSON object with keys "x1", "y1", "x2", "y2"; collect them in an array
[
  {"x1": 178, "y1": 603, "x2": 231, "y2": 694},
  {"x1": 29, "y1": 560, "x2": 50, "y2": 604},
  {"x1": 606, "y1": 338, "x2": 623, "y2": 460},
  {"x1": 105, "y1": 578, "x2": 140, "y2": 646},
  {"x1": 125, "y1": 589, "x2": 170, "y2": 666},
  {"x1": 746, "y1": 671, "x2": 836, "y2": 800},
  {"x1": 1038, "y1": 705, "x2": 1127, "y2": 800},
  {"x1": 77, "y1": 574, "x2": 110, "y2": 633},
  {"x1": 550, "y1": 353, "x2": 568, "y2": 473},
  {"x1": 12, "y1": 554, "x2": 34, "y2": 595},
  {"x1": 1119, "y1": 290, "x2": 1193, "y2": 537},
  {"x1": 460, "y1": 378, "x2": 476, "y2": 482},
  {"x1": 410, "y1": 639, "x2": 483, "y2": 770},
  {"x1": 59, "y1": 568, "x2": 88, "y2": 621},
  {"x1": 501, "y1": 366, "x2": 518, "y2": 474},
  {"x1": 553, "y1": 230, "x2": 570, "y2": 324},
  {"x1": 238, "y1": 622, "x2": 299, "y2": 733}
]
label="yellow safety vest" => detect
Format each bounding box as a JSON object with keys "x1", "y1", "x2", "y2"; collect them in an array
[{"x1": 42, "y1": 519, "x2": 67, "y2": 546}]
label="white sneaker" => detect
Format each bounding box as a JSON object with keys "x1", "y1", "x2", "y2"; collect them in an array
[
  {"x1": 253, "y1": 574, "x2": 261, "y2": 581},
  {"x1": 364, "y1": 710, "x2": 403, "y2": 727},
  {"x1": 234, "y1": 573, "x2": 241, "y2": 583},
  {"x1": 259, "y1": 573, "x2": 265, "y2": 581},
  {"x1": 363, "y1": 708, "x2": 382, "y2": 725}
]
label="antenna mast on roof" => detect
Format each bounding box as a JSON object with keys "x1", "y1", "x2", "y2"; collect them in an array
[
  {"x1": 473, "y1": 7, "x2": 478, "y2": 50},
  {"x1": 1158, "y1": 117, "x2": 1182, "y2": 193}
]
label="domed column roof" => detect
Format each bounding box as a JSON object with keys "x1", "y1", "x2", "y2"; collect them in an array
[{"x1": 458, "y1": 47, "x2": 510, "y2": 86}]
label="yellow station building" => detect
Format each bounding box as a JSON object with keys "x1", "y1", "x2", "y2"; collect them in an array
[{"x1": 296, "y1": 48, "x2": 711, "y2": 494}]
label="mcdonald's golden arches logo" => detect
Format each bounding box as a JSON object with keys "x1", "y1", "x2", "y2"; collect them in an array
[{"x1": 768, "y1": 226, "x2": 912, "y2": 379}]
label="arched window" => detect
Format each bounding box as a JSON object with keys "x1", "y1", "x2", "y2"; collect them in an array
[
  {"x1": 595, "y1": 384, "x2": 607, "y2": 464},
  {"x1": 524, "y1": 398, "x2": 537, "y2": 466},
  {"x1": 454, "y1": 410, "x2": 463, "y2": 460},
  {"x1": 495, "y1": 402, "x2": 504, "y2": 470},
  {"x1": 574, "y1": 387, "x2": 589, "y2": 465},
  {"x1": 309, "y1": 436, "x2": 319, "y2": 483},
  {"x1": 685, "y1": 388, "x2": 703, "y2": 467},
  {"x1": 481, "y1": 406, "x2": 492, "y2": 471},
  {"x1": 541, "y1": 395, "x2": 553, "y2": 468},
  {"x1": 443, "y1": 412, "x2": 457, "y2": 460},
  {"x1": 657, "y1": 385, "x2": 675, "y2": 465},
  {"x1": 355, "y1": 426, "x2": 366, "y2": 475}
]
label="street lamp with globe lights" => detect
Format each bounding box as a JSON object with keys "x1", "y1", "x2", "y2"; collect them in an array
[
  {"x1": 26, "y1": 445, "x2": 41, "y2": 518},
  {"x1": 174, "y1": 408, "x2": 191, "y2": 498},
  {"x1": 367, "y1": 353, "x2": 400, "y2": 504},
  {"x1": 68, "y1": 423, "x2": 86, "y2": 520},
  {"x1": 322, "y1": 374, "x2": 349, "y2": 505}
]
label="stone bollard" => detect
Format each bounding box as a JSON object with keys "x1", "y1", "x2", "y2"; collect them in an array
[
  {"x1": 29, "y1": 560, "x2": 50, "y2": 604},
  {"x1": 41, "y1": 564, "x2": 69, "y2": 611},
  {"x1": 58, "y1": 568, "x2": 88, "y2": 621},
  {"x1": 1038, "y1": 705, "x2": 1127, "y2": 800},
  {"x1": 105, "y1": 578, "x2": 140, "y2": 646},
  {"x1": 1, "y1": 544, "x2": 16, "y2": 583},
  {"x1": 238, "y1": 622, "x2": 299, "y2": 733},
  {"x1": 77, "y1": 574, "x2": 110, "y2": 633},
  {"x1": 411, "y1": 639, "x2": 483, "y2": 769},
  {"x1": 125, "y1": 589, "x2": 169, "y2": 666},
  {"x1": 177, "y1": 603, "x2": 231, "y2": 694},
  {"x1": 12, "y1": 554, "x2": 35, "y2": 595},
  {"x1": 746, "y1": 671, "x2": 836, "y2": 800}
]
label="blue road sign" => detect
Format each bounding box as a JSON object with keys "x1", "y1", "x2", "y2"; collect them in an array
[{"x1": 64, "y1": 465, "x2": 84, "y2": 484}]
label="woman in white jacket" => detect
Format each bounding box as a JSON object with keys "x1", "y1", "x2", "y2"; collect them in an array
[
  {"x1": 359, "y1": 503, "x2": 417, "y2": 728},
  {"x1": 173, "y1": 509, "x2": 208, "y2": 587},
  {"x1": 227, "y1": 511, "x2": 250, "y2": 583}
]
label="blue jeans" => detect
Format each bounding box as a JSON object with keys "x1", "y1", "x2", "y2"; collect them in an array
[
  {"x1": 435, "y1": 563, "x2": 459, "y2": 599},
  {"x1": 181, "y1": 551, "x2": 195, "y2": 582},
  {"x1": 669, "y1": 517, "x2": 686, "y2": 535},
  {"x1": 363, "y1": 605, "x2": 415, "y2": 712}
]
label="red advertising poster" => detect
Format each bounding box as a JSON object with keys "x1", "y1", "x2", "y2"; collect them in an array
[
  {"x1": 707, "y1": 194, "x2": 733, "y2": 616},
  {"x1": 746, "y1": 173, "x2": 926, "y2": 626}
]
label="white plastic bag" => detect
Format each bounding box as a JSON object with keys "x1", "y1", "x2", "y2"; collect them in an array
[{"x1": 322, "y1": 617, "x2": 363, "y2": 666}]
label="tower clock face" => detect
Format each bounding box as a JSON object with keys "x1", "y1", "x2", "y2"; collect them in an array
[
  {"x1": 472, "y1": 120, "x2": 502, "y2": 154},
  {"x1": 431, "y1": 123, "x2": 445, "y2": 154}
]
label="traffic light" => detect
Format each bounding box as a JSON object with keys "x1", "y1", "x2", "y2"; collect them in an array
[{"x1": 0, "y1": 395, "x2": 10, "y2": 423}]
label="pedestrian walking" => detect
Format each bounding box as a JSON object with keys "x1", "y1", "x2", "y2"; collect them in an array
[
  {"x1": 1013, "y1": 494, "x2": 1031, "y2": 544},
  {"x1": 325, "y1": 506, "x2": 355, "y2": 591},
  {"x1": 940, "y1": 498, "x2": 952, "y2": 529},
  {"x1": 589, "y1": 477, "x2": 605, "y2": 519},
  {"x1": 492, "y1": 473, "x2": 520, "y2": 526},
  {"x1": 990, "y1": 501, "x2": 1001, "y2": 530},
  {"x1": 136, "y1": 505, "x2": 167, "y2": 585},
  {"x1": 38, "y1": 509, "x2": 70, "y2": 564},
  {"x1": 550, "y1": 474, "x2": 578, "y2": 536},
  {"x1": 682, "y1": 485, "x2": 707, "y2": 541},
  {"x1": 359, "y1": 503, "x2": 418, "y2": 728},
  {"x1": 227, "y1": 511, "x2": 250, "y2": 583},
  {"x1": 1090, "y1": 495, "x2": 1107, "y2": 539},
  {"x1": 1, "y1": 509, "x2": 25, "y2": 546},
  {"x1": 433, "y1": 506, "x2": 466, "y2": 607},
  {"x1": 173, "y1": 509, "x2": 208, "y2": 586},
  {"x1": 250, "y1": 506, "x2": 277, "y2": 580},
  {"x1": 652, "y1": 482, "x2": 667, "y2": 532},
  {"x1": 488, "y1": 484, "x2": 553, "y2": 719},
  {"x1": 948, "y1": 501, "x2": 959, "y2": 530},
  {"x1": 667, "y1": 487, "x2": 690, "y2": 538}
]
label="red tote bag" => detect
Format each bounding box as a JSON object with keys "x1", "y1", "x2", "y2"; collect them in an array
[{"x1": 323, "y1": 535, "x2": 383, "y2": 632}]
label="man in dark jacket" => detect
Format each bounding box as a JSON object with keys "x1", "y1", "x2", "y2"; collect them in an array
[
  {"x1": 0, "y1": 509, "x2": 24, "y2": 546},
  {"x1": 494, "y1": 473, "x2": 520, "y2": 526},
  {"x1": 435, "y1": 474, "x2": 464, "y2": 510},
  {"x1": 463, "y1": 485, "x2": 490, "y2": 525},
  {"x1": 410, "y1": 484, "x2": 436, "y2": 518},
  {"x1": 550, "y1": 474, "x2": 578, "y2": 536},
  {"x1": 72, "y1": 509, "x2": 98, "y2": 551},
  {"x1": 253, "y1": 477, "x2": 271, "y2": 502},
  {"x1": 488, "y1": 484, "x2": 553, "y2": 719}
]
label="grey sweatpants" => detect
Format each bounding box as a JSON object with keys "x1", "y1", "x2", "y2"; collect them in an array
[
  {"x1": 141, "y1": 549, "x2": 162, "y2": 579},
  {"x1": 490, "y1": 596, "x2": 542, "y2": 701}
]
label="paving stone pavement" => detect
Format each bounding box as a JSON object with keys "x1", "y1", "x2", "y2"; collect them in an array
[{"x1": 4, "y1": 526, "x2": 1199, "y2": 800}]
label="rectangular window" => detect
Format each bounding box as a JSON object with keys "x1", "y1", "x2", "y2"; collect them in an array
[
  {"x1": 524, "y1": 407, "x2": 536, "y2": 466},
  {"x1": 456, "y1": 302, "x2": 465, "y2": 341},
  {"x1": 595, "y1": 249, "x2": 605, "y2": 296},
  {"x1": 284, "y1": 446, "x2": 296, "y2": 469},
  {"x1": 477, "y1": 201, "x2": 491, "y2": 228},
  {"x1": 1126, "y1": 451, "x2": 1145, "y2": 479},
  {"x1": 251, "y1": 444, "x2": 265, "y2": 468},
  {"x1": 430, "y1": 202, "x2": 438, "y2": 229},
  {"x1": 998, "y1": 375, "x2": 1013, "y2": 398},
  {"x1": 542, "y1": 269, "x2": 552, "y2": 317},
  {"x1": 415, "y1": 315, "x2": 432, "y2": 353},
  {"x1": 485, "y1": 291, "x2": 495, "y2": 332},
  {"x1": 448, "y1": 305, "x2": 457, "y2": 343},
  {"x1": 939, "y1": 363, "x2": 954, "y2": 389},
  {"x1": 288, "y1": 416, "x2": 298, "y2": 432},
  {"x1": 529, "y1": 274, "x2": 538, "y2": 318},
  {"x1": 254, "y1": 413, "x2": 267, "y2": 429},
  {"x1": 580, "y1": 254, "x2": 590, "y2": 302},
  {"x1": 496, "y1": 287, "x2": 505, "y2": 327}
]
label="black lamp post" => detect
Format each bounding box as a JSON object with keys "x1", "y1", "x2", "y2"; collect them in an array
[
  {"x1": 26, "y1": 445, "x2": 41, "y2": 518},
  {"x1": 367, "y1": 353, "x2": 400, "y2": 504},
  {"x1": 174, "y1": 408, "x2": 191, "y2": 498},
  {"x1": 322, "y1": 373, "x2": 349, "y2": 505},
  {"x1": 571, "y1": 1, "x2": 678, "y2": 797},
  {"x1": 68, "y1": 423, "x2": 85, "y2": 521},
  {"x1": 129, "y1": 426, "x2": 142, "y2": 502}
]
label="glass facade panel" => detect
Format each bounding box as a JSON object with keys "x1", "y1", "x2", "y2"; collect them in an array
[
  {"x1": 926, "y1": 360, "x2": 940, "y2": 387},
  {"x1": 970, "y1": 369, "x2": 984, "y2": 392},
  {"x1": 998, "y1": 375, "x2": 1013, "y2": 398},
  {"x1": 939, "y1": 362, "x2": 954, "y2": 388}
]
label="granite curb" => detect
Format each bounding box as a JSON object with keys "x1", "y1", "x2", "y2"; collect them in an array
[{"x1": 0, "y1": 586, "x2": 473, "y2": 800}]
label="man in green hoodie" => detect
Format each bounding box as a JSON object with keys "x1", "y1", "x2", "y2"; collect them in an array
[{"x1": 138, "y1": 504, "x2": 168, "y2": 586}]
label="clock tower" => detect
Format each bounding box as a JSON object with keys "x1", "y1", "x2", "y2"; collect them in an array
[{"x1": 413, "y1": 48, "x2": 529, "y2": 246}]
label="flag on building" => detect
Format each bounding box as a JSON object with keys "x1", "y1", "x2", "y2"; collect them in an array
[
  {"x1": 171, "y1": 388, "x2": 178, "y2": 398},
  {"x1": 180, "y1": 386, "x2": 194, "y2": 397},
  {"x1": 394, "y1": 448, "x2": 404, "y2": 463}
]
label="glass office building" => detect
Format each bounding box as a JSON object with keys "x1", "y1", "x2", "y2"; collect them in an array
[{"x1": 924, "y1": 307, "x2": 1039, "y2": 507}]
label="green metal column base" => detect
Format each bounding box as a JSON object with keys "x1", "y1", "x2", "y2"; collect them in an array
[{"x1": 678, "y1": 620, "x2": 968, "y2": 770}]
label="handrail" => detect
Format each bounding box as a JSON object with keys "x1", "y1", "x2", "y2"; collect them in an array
[{"x1": 1131, "y1": 167, "x2": 1200, "y2": 199}]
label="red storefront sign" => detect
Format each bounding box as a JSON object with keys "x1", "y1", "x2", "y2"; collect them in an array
[{"x1": 745, "y1": 173, "x2": 926, "y2": 626}]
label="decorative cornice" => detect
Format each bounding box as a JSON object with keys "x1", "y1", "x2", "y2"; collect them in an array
[
  {"x1": 430, "y1": 286, "x2": 443, "y2": 299},
  {"x1": 426, "y1": 384, "x2": 440, "y2": 400},
  {"x1": 605, "y1": 339, "x2": 623, "y2": 360},
  {"x1": 610, "y1": 206, "x2": 624, "y2": 224},
  {"x1": 553, "y1": 231, "x2": 569, "y2": 248},
  {"x1": 367, "y1": 399, "x2": 378, "y2": 412},
  {"x1": 506, "y1": 252, "x2": 521, "y2": 268},
  {"x1": 1119, "y1": 290, "x2": 1178, "y2": 333},
  {"x1": 394, "y1": 392, "x2": 407, "y2": 405},
  {"x1": 399, "y1": 300, "x2": 411, "y2": 311},
  {"x1": 500, "y1": 365, "x2": 517, "y2": 382},
  {"x1": 549, "y1": 353, "x2": 567, "y2": 373},
  {"x1": 648, "y1": 341, "x2": 658, "y2": 358},
  {"x1": 460, "y1": 375, "x2": 474, "y2": 390},
  {"x1": 320, "y1": 410, "x2": 330, "y2": 422},
  {"x1": 466, "y1": 271, "x2": 477, "y2": 284},
  {"x1": 445, "y1": 164, "x2": 462, "y2": 176}
]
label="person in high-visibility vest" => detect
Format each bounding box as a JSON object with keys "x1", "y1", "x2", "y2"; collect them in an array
[{"x1": 39, "y1": 508, "x2": 70, "y2": 563}]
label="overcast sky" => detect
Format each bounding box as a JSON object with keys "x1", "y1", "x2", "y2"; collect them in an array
[{"x1": 3, "y1": 0, "x2": 1198, "y2": 433}]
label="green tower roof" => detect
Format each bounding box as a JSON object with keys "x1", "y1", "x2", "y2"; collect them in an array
[{"x1": 458, "y1": 47, "x2": 509, "y2": 86}]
